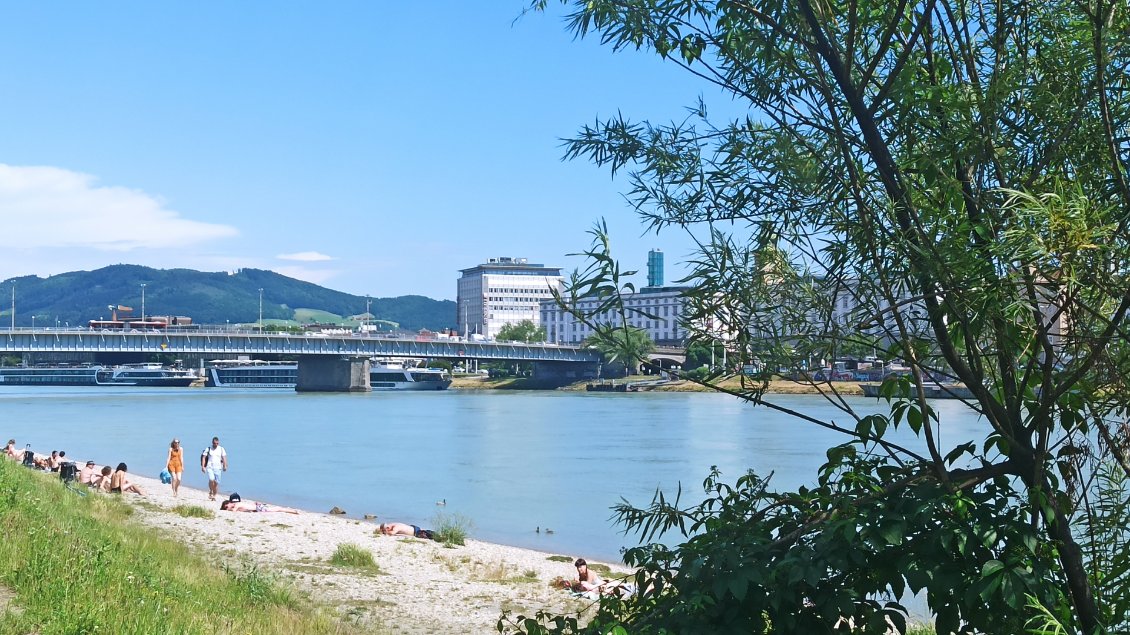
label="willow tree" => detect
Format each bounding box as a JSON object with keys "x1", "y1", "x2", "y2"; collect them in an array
[{"x1": 503, "y1": 1, "x2": 1130, "y2": 633}]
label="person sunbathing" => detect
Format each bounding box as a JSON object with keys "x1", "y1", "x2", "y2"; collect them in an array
[
  {"x1": 220, "y1": 499, "x2": 300, "y2": 514},
  {"x1": 378, "y1": 521, "x2": 434, "y2": 539},
  {"x1": 574, "y1": 558, "x2": 604, "y2": 592},
  {"x1": 109, "y1": 463, "x2": 144, "y2": 495},
  {"x1": 573, "y1": 558, "x2": 635, "y2": 597},
  {"x1": 93, "y1": 466, "x2": 113, "y2": 492}
]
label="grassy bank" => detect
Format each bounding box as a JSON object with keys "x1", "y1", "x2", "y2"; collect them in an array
[{"x1": 0, "y1": 460, "x2": 354, "y2": 635}]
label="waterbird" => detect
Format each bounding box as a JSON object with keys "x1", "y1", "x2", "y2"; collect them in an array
[
  {"x1": 436, "y1": 498, "x2": 446, "y2": 506},
  {"x1": 545, "y1": 528, "x2": 555, "y2": 535}
]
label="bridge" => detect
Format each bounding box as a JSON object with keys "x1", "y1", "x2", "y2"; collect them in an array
[
  {"x1": 647, "y1": 346, "x2": 686, "y2": 369},
  {"x1": 0, "y1": 328, "x2": 602, "y2": 391}
]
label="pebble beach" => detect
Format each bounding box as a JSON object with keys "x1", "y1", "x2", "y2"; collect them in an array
[{"x1": 110, "y1": 469, "x2": 629, "y2": 634}]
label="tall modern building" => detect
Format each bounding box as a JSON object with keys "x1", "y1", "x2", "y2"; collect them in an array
[
  {"x1": 456, "y1": 257, "x2": 563, "y2": 340},
  {"x1": 647, "y1": 249, "x2": 664, "y2": 287}
]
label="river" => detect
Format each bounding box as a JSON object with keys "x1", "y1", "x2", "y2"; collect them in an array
[{"x1": 0, "y1": 386, "x2": 985, "y2": 563}]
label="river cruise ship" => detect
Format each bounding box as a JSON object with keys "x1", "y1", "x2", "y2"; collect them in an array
[
  {"x1": 204, "y1": 359, "x2": 452, "y2": 390},
  {"x1": 204, "y1": 360, "x2": 298, "y2": 388},
  {"x1": 0, "y1": 363, "x2": 196, "y2": 387}
]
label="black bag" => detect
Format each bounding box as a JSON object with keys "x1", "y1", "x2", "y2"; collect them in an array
[
  {"x1": 59, "y1": 462, "x2": 78, "y2": 483},
  {"x1": 21, "y1": 446, "x2": 35, "y2": 468}
]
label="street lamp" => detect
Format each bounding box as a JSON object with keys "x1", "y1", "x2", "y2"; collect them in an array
[
  {"x1": 140, "y1": 283, "x2": 147, "y2": 321},
  {"x1": 258, "y1": 288, "x2": 264, "y2": 332},
  {"x1": 31, "y1": 315, "x2": 35, "y2": 330}
]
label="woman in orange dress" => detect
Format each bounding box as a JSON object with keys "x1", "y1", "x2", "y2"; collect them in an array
[{"x1": 166, "y1": 438, "x2": 184, "y2": 496}]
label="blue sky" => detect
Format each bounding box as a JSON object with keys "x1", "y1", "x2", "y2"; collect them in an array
[{"x1": 0, "y1": 2, "x2": 724, "y2": 300}]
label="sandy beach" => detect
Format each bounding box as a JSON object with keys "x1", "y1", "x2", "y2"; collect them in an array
[{"x1": 101, "y1": 468, "x2": 628, "y2": 634}]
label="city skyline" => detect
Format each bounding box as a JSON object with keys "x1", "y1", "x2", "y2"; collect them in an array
[{"x1": 0, "y1": 3, "x2": 725, "y2": 300}]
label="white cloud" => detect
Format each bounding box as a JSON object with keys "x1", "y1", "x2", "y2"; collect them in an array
[
  {"x1": 0, "y1": 165, "x2": 362, "y2": 294},
  {"x1": 0, "y1": 164, "x2": 237, "y2": 250},
  {"x1": 277, "y1": 251, "x2": 334, "y2": 262},
  {"x1": 273, "y1": 265, "x2": 342, "y2": 286}
]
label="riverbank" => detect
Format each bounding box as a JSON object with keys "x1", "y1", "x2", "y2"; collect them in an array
[
  {"x1": 118, "y1": 470, "x2": 628, "y2": 633},
  {"x1": 452, "y1": 374, "x2": 865, "y2": 396}
]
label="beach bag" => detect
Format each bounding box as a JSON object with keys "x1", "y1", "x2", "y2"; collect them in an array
[
  {"x1": 59, "y1": 462, "x2": 78, "y2": 483},
  {"x1": 20, "y1": 447, "x2": 35, "y2": 468},
  {"x1": 159, "y1": 469, "x2": 172, "y2": 484}
]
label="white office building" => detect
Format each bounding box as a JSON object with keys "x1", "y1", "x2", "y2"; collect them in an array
[
  {"x1": 456, "y1": 257, "x2": 563, "y2": 340},
  {"x1": 540, "y1": 286, "x2": 691, "y2": 347}
]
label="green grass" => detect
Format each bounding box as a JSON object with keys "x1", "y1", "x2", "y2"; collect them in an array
[
  {"x1": 293, "y1": 308, "x2": 345, "y2": 324},
  {"x1": 172, "y1": 504, "x2": 214, "y2": 519},
  {"x1": 0, "y1": 459, "x2": 355, "y2": 634},
  {"x1": 546, "y1": 555, "x2": 572, "y2": 563},
  {"x1": 432, "y1": 512, "x2": 472, "y2": 547},
  {"x1": 329, "y1": 543, "x2": 379, "y2": 571}
]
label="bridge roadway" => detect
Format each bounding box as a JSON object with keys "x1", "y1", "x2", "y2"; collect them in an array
[{"x1": 0, "y1": 327, "x2": 602, "y2": 364}]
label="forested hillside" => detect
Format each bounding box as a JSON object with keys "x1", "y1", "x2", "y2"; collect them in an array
[{"x1": 0, "y1": 265, "x2": 454, "y2": 332}]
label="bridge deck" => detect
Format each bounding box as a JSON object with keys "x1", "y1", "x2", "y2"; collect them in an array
[{"x1": 0, "y1": 328, "x2": 601, "y2": 363}]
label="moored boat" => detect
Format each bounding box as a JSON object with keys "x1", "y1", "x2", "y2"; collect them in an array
[
  {"x1": 0, "y1": 364, "x2": 104, "y2": 386},
  {"x1": 369, "y1": 360, "x2": 452, "y2": 390},
  {"x1": 0, "y1": 363, "x2": 196, "y2": 387},
  {"x1": 203, "y1": 359, "x2": 453, "y2": 390},
  {"x1": 97, "y1": 363, "x2": 197, "y2": 387},
  {"x1": 859, "y1": 381, "x2": 974, "y2": 400},
  {"x1": 204, "y1": 360, "x2": 298, "y2": 388}
]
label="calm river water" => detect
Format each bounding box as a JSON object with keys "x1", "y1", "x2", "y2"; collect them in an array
[{"x1": 0, "y1": 387, "x2": 985, "y2": 562}]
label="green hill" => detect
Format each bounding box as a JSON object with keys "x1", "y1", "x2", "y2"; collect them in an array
[{"x1": 0, "y1": 265, "x2": 455, "y2": 332}]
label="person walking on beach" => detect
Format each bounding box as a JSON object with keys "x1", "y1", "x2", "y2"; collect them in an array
[
  {"x1": 166, "y1": 438, "x2": 184, "y2": 496},
  {"x1": 200, "y1": 436, "x2": 228, "y2": 501}
]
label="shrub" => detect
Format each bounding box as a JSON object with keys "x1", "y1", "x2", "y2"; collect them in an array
[
  {"x1": 330, "y1": 543, "x2": 376, "y2": 569},
  {"x1": 172, "y1": 504, "x2": 214, "y2": 519},
  {"x1": 432, "y1": 513, "x2": 472, "y2": 546}
]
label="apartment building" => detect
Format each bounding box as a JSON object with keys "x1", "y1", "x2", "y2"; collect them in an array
[{"x1": 539, "y1": 285, "x2": 691, "y2": 347}]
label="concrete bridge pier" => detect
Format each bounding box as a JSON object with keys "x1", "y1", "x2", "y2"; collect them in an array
[{"x1": 296, "y1": 356, "x2": 371, "y2": 392}]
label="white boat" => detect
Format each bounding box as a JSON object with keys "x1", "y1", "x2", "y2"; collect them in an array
[
  {"x1": 369, "y1": 360, "x2": 452, "y2": 391},
  {"x1": 204, "y1": 359, "x2": 452, "y2": 390},
  {"x1": 98, "y1": 363, "x2": 197, "y2": 387}
]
